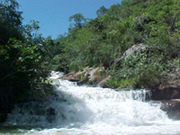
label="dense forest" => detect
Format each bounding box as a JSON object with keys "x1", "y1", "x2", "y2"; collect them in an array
[{"x1": 0, "y1": 0, "x2": 180, "y2": 122}]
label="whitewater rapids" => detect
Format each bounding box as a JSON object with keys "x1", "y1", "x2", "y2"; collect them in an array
[{"x1": 2, "y1": 71, "x2": 180, "y2": 135}]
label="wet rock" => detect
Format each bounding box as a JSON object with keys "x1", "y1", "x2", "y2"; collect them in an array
[
  {"x1": 151, "y1": 67, "x2": 180, "y2": 100},
  {"x1": 152, "y1": 88, "x2": 180, "y2": 100},
  {"x1": 161, "y1": 99, "x2": 180, "y2": 120}
]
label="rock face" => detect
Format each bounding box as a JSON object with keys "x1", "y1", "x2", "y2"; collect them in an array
[
  {"x1": 151, "y1": 67, "x2": 180, "y2": 100},
  {"x1": 61, "y1": 66, "x2": 180, "y2": 99},
  {"x1": 97, "y1": 75, "x2": 111, "y2": 88},
  {"x1": 61, "y1": 67, "x2": 110, "y2": 88},
  {"x1": 149, "y1": 66, "x2": 180, "y2": 119},
  {"x1": 161, "y1": 99, "x2": 180, "y2": 120},
  {"x1": 122, "y1": 43, "x2": 146, "y2": 59},
  {"x1": 114, "y1": 43, "x2": 146, "y2": 65}
]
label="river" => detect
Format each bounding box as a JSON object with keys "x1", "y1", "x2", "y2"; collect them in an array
[{"x1": 1, "y1": 71, "x2": 180, "y2": 135}]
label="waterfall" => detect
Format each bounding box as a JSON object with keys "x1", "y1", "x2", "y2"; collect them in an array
[{"x1": 3, "y1": 71, "x2": 180, "y2": 135}]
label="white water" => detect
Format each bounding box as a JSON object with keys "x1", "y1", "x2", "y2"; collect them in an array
[{"x1": 2, "y1": 71, "x2": 180, "y2": 135}]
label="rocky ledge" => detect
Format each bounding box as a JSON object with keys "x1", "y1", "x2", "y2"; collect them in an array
[
  {"x1": 61, "y1": 65, "x2": 180, "y2": 101},
  {"x1": 61, "y1": 66, "x2": 180, "y2": 120},
  {"x1": 60, "y1": 43, "x2": 180, "y2": 119},
  {"x1": 161, "y1": 99, "x2": 180, "y2": 120},
  {"x1": 151, "y1": 67, "x2": 180, "y2": 100},
  {"x1": 61, "y1": 67, "x2": 110, "y2": 88}
]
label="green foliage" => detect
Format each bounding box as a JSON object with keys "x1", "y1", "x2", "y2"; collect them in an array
[
  {"x1": 96, "y1": 6, "x2": 107, "y2": 17},
  {"x1": 0, "y1": 0, "x2": 53, "y2": 121},
  {"x1": 52, "y1": 0, "x2": 180, "y2": 89},
  {"x1": 0, "y1": 0, "x2": 23, "y2": 44},
  {"x1": 68, "y1": 13, "x2": 88, "y2": 32},
  {"x1": 108, "y1": 78, "x2": 137, "y2": 89},
  {"x1": 110, "y1": 44, "x2": 170, "y2": 88}
]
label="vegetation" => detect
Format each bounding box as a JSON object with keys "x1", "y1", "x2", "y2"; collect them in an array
[
  {"x1": 0, "y1": 0, "x2": 180, "y2": 122},
  {"x1": 0, "y1": 0, "x2": 55, "y2": 122},
  {"x1": 53, "y1": 0, "x2": 180, "y2": 89}
]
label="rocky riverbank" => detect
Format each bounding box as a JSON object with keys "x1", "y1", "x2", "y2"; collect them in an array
[
  {"x1": 61, "y1": 65, "x2": 180, "y2": 119},
  {"x1": 61, "y1": 44, "x2": 180, "y2": 101},
  {"x1": 61, "y1": 67, "x2": 110, "y2": 88},
  {"x1": 61, "y1": 66, "x2": 180, "y2": 100},
  {"x1": 160, "y1": 99, "x2": 180, "y2": 120}
]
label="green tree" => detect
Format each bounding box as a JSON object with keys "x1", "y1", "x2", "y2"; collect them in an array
[
  {"x1": 0, "y1": 0, "x2": 23, "y2": 44},
  {"x1": 96, "y1": 6, "x2": 107, "y2": 17},
  {"x1": 0, "y1": 0, "x2": 51, "y2": 122},
  {"x1": 69, "y1": 13, "x2": 87, "y2": 29}
]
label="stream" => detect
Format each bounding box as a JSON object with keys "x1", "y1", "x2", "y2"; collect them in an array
[{"x1": 1, "y1": 71, "x2": 180, "y2": 135}]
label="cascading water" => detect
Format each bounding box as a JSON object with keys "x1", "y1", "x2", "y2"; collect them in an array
[{"x1": 2, "y1": 71, "x2": 180, "y2": 135}]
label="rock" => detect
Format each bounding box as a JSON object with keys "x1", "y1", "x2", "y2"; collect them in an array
[
  {"x1": 88, "y1": 67, "x2": 105, "y2": 85},
  {"x1": 61, "y1": 67, "x2": 94, "y2": 82},
  {"x1": 114, "y1": 43, "x2": 146, "y2": 64},
  {"x1": 61, "y1": 67, "x2": 109, "y2": 87},
  {"x1": 151, "y1": 67, "x2": 180, "y2": 100},
  {"x1": 161, "y1": 99, "x2": 180, "y2": 120},
  {"x1": 122, "y1": 43, "x2": 146, "y2": 59},
  {"x1": 61, "y1": 71, "x2": 80, "y2": 82},
  {"x1": 152, "y1": 88, "x2": 180, "y2": 100},
  {"x1": 97, "y1": 75, "x2": 111, "y2": 88}
]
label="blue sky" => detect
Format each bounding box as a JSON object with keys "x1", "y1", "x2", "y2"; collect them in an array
[{"x1": 17, "y1": 0, "x2": 122, "y2": 39}]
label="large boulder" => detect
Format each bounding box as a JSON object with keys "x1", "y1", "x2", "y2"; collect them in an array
[
  {"x1": 161, "y1": 99, "x2": 180, "y2": 120},
  {"x1": 122, "y1": 43, "x2": 146, "y2": 59},
  {"x1": 61, "y1": 67, "x2": 94, "y2": 83},
  {"x1": 60, "y1": 71, "x2": 81, "y2": 82},
  {"x1": 61, "y1": 67, "x2": 110, "y2": 87},
  {"x1": 88, "y1": 67, "x2": 105, "y2": 85},
  {"x1": 115, "y1": 43, "x2": 146, "y2": 64},
  {"x1": 97, "y1": 75, "x2": 111, "y2": 88}
]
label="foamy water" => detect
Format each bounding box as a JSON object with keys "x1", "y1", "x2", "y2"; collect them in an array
[{"x1": 2, "y1": 71, "x2": 180, "y2": 135}]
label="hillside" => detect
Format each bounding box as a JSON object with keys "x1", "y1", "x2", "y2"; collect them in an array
[{"x1": 52, "y1": 0, "x2": 180, "y2": 98}]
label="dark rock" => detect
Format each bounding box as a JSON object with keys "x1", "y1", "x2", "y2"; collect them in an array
[
  {"x1": 151, "y1": 67, "x2": 180, "y2": 100},
  {"x1": 161, "y1": 99, "x2": 180, "y2": 120},
  {"x1": 152, "y1": 87, "x2": 180, "y2": 100}
]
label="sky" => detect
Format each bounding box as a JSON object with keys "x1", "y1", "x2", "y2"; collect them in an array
[{"x1": 17, "y1": 0, "x2": 122, "y2": 39}]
